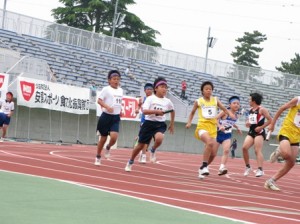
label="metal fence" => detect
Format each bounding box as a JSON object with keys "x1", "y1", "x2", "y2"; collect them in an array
[{"x1": 1, "y1": 8, "x2": 300, "y2": 88}]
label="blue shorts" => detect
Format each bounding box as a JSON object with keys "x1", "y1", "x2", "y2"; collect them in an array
[
  {"x1": 0, "y1": 113, "x2": 6, "y2": 127},
  {"x1": 97, "y1": 112, "x2": 120, "y2": 136},
  {"x1": 216, "y1": 131, "x2": 232, "y2": 144},
  {"x1": 138, "y1": 120, "x2": 167, "y2": 144}
]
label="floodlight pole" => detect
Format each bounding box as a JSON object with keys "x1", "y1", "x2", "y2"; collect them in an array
[
  {"x1": 204, "y1": 26, "x2": 211, "y2": 74},
  {"x1": 2, "y1": 0, "x2": 7, "y2": 29},
  {"x1": 112, "y1": 0, "x2": 119, "y2": 38}
]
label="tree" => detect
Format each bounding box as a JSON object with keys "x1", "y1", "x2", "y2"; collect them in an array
[
  {"x1": 51, "y1": 0, "x2": 161, "y2": 47},
  {"x1": 276, "y1": 53, "x2": 300, "y2": 75},
  {"x1": 231, "y1": 30, "x2": 267, "y2": 67}
]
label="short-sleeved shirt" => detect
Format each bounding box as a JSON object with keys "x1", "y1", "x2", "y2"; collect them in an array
[
  {"x1": 0, "y1": 100, "x2": 14, "y2": 115},
  {"x1": 98, "y1": 86, "x2": 123, "y2": 115},
  {"x1": 143, "y1": 95, "x2": 174, "y2": 122},
  {"x1": 278, "y1": 96, "x2": 300, "y2": 144}
]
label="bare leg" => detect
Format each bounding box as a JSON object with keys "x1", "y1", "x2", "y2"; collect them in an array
[
  {"x1": 242, "y1": 135, "x2": 254, "y2": 166},
  {"x1": 96, "y1": 135, "x2": 107, "y2": 156},
  {"x1": 273, "y1": 142, "x2": 298, "y2": 181},
  {"x1": 220, "y1": 139, "x2": 231, "y2": 167},
  {"x1": 253, "y1": 135, "x2": 264, "y2": 168}
]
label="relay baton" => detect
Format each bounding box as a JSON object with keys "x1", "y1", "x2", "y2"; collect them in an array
[{"x1": 266, "y1": 131, "x2": 271, "y2": 141}]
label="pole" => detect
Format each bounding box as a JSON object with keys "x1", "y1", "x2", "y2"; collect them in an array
[
  {"x1": 204, "y1": 27, "x2": 211, "y2": 74},
  {"x1": 2, "y1": 0, "x2": 7, "y2": 29},
  {"x1": 112, "y1": 0, "x2": 119, "y2": 38}
]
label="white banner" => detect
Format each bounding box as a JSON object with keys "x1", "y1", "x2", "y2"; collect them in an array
[
  {"x1": 17, "y1": 77, "x2": 90, "y2": 114},
  {"x1": 96, "y1": 91, "x2": 140, "y2": 121},
  {"x1": 0, "y1": 73, "x2": 10, "y2": 101}
]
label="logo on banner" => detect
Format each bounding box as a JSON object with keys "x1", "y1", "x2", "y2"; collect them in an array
[
  {"x1": 0, "y1": 75, "x2": 5, "y2": 88},
  {"x1": 20, "y1": 81, "x2": 35, "y2": 101},
  {"x1": 122, "y1": 97, "x2": 138, "y2": 119}
]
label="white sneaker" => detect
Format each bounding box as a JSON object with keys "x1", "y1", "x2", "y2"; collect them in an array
[
  {"x1": 255, "y1": 169, "x2": 264, "y2": 177},
  {"x1": 264, "y1": 179, "x2": 280, "y2": 191},
  {"x1": 198, "y1": 169, "x2": 205, "y2": 179},
  {"x1": 94, "y1": 157, "x2": 101, "y2": 166},
  {"x1": 140, "y1": 154, "x2": 147, "y2": 164},
  {"x1": 200, "y1": 166, "x2": 209, "y2": 176},
  {"x1": 0, "y1": 138, "x2": 4, "y2": 143},
  {"x1": 270, "y1": 147, "x2": 280, "y2": 163},
  {"x1": 218, "y1": 167, "x2": 228, "y2": 176},
  {"x1": 150, "y1": 151, "x2": 156, "y2": 163},
  {"x1": 125, "y1": 162, "x2": 132, "y2": 172},
  {"x1": 104, "y1": 145, "x2": 110, "y2": 159},
  {"x1": 244, "y1": 167, "x2": 252, "y2": 176}
]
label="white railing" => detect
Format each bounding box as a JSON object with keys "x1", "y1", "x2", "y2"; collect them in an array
[{"x1": 2, "y1": 8, "x2": 300, "y2": 88}]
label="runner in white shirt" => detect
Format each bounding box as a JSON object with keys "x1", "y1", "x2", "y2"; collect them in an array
[
  {"x1": 94, "y1": 70, "x2": 123, "y2": 166},
  {"x1": 0, "y1": 92, "x2": 14, "y2": 141},
  {"x1": 125, "y1": 77, "x2": 175, "y2": 172}
]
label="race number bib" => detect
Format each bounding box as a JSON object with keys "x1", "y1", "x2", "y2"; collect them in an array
[
  {"x1": 202, "y1": 106, "x2": 216, "y2": 119},
  {"x1": 113, "y1": 96, "x2": 122, "y2": 107},
  {"x1": 248, "y1": 113, "x2": 257, "y2": 124},
  {"x1": 294, "y1": 113, "x2": 300, "y2": 127}
]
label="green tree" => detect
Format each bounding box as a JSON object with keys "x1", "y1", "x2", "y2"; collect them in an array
[
  {"x1": 276, "y1": 53, "x2": 300, "y2": 75},
  {"x1": 51, "y1": 0, "x2": 161, "y2": 47},
  {"x1": 231, "y1": 30, "x2": 267, "y2": 67}
]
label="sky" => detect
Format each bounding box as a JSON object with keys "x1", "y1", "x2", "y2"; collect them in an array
[{"x1": 1, "y1": 0, "x2": 300, "y2": 71}]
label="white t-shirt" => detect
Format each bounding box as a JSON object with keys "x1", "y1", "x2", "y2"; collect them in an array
[
  {"x1": 99, "y1": 86, "x2": 123, "y2": 115},
  {"x1": 0, "y1": 100, "x2": 14, "y2": 115},
  {"x1": 143, "y1": 95, "x2": 174, "y2": 122}
]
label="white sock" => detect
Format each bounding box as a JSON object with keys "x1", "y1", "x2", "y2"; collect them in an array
[{"x1": 219, "y1": 164, "x2": 225, "y2": 170}]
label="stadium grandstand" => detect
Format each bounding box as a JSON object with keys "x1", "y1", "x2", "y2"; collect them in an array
[{"x1": 0, "y1": 9, "x2": 299, "y2": 151}]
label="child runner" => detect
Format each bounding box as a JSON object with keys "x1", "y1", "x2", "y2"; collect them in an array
[
  {"x1": 125, "y1": 77, "x2": 175, "y2": 172},
  {"x1": 186, "y1": 81, "x2": 235, "y2": 179},
  {"x1": 242, "y1": 92, "x2": 272, "y2": 177},
  {"x1": 94, "y1": 70, "x2": 123, "y2": 166},
  {"x1": 265, "y1": 96, "x2": 300, "y2": 191},
  {"x1": 215, "y1": 96, "x2": 242, "y2": 175},
  {"x1": 135, "y1": 83, "x2": 154, "y2": 163},
  {"x1": 0, "y1": 92, "x2": 15, "y2": 141}
]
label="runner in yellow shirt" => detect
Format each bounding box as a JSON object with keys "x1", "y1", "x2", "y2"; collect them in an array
[{"x1": 265, "y1": 96, "x2": 300, "y2": 191}]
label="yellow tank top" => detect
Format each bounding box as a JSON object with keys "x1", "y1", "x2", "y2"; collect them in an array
[
  {"x1": 281, "y1": 97, "x2": 300, "y2": 131},
  {"x1": 197, "y1": 96, "x2": 218, "y2": 128}
]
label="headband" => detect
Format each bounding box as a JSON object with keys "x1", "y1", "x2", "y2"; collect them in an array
[
  {"x1": 155, "y1": 81, "x2": 168, "y2": 88},
  {"x1": 109, "y1": 73, "x2": 120, "y2": 78},
  {"x1": 144, "y1": 86, "x2": 153, "y2": 90},
  {"x1": 229, "y1": 98, "x2": 240, "y2": 104}
]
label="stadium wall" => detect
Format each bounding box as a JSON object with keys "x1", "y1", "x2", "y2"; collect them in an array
[{"x1": 7, "y1": 103, "x2": 279, "y2": 160}]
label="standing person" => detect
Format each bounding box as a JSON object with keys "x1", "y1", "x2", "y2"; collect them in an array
[
  {"x1": 265, "y1": 96, "x2": 300, "y2": 191},
  {"x1": 230, "y1": 139, "x2": 238, "y2": 159},
  {"x1": 242, "y1": 92, "x2": 272, "y2": 177},
  {"x1": 94, "y1": 70, "x2": 123, "y2": 166},
  {"x1": 215, "y1": 96, "x2": 242, "y2": 175},
  {"x1": 180, "y1": 80, "x2": 187, "y2": 99},
  {"x1": 125, "y1": 77, "x2": 175, "y2": 172},
  {"x1": 135, "y1": 83, "x2": 154, "y2": 163},
  {"x1": 0, "y1": 92, "x2": 15, "y2": 141},
  {"x1": 185, "y1": 81, "x2": 235, "y2": 179}
]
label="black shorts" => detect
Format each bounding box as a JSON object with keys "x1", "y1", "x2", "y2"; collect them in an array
[
  {"x1": 279, "y1": 135, "x2": 300, "y2": 146},
  {"x1": 138, "y1": 120, "x2": 167, "y2": 144},
  {"x1": 97, "y1": 112, "x2": 120, "y2": 136},
  {"x1": 247, "y1": 128, "x2": 266, "y2": 140}
]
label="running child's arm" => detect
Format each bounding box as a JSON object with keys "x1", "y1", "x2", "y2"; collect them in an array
[
  {"x1": 233, "y1": 124, "x2": 242, "y2": 135},
  {"x1": 186, "y1": 100, "x2": 198, "y2": 128},
  {"x1": 97, "y1": 98, "x2": 113, "y2": 113},
  {"x1": 168, "y1": 110, "x2": 175, "y2": 134},
  {"x1": 269, "y1": 97, "x2": 298, "y2": 132},
  {"x1": 135, "y1": 97, "x2": 143, "y2": 114},
  {"x1": 255, "y1": 107, "x2": 273, "y2": 133}
]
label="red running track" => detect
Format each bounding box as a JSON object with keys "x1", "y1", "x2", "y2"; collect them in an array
[{"x1": 1, "y1": 142, "x2": 300, "y2": 224}]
